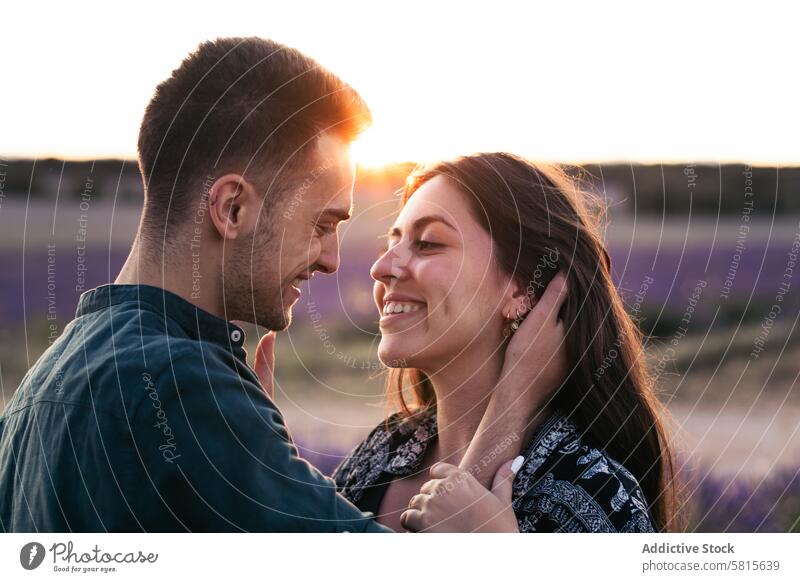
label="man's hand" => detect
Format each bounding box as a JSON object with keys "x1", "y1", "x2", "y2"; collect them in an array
[
  {"x1": 400, "y1": 458, "x2": 523, "y2": 532},
  {"x1": 458, "y1": 271, "x2": 569, "y2": 486},
  {"x1": 254, "y1": 331, "x2": 276, "y2": 399}
]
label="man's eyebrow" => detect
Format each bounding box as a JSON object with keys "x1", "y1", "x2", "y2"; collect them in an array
[
  {"x1": 320, "y1": 208, "x2": 352, "y2": 222},
  {"x1": 388, "y1": 214, "x2": 457, "y2": 237}
]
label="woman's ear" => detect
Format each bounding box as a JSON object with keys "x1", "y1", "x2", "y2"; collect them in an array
[
  {"x1": 208, "y1": 173, "x2": 260, "y2": 241},
  {"x1": 502, "y1": 277, "x2": 535, "y2": 319}
]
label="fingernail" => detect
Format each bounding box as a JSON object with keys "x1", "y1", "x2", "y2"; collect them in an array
[{"x1": 510, "y1": 455, "x2": 525, "y2": 474}]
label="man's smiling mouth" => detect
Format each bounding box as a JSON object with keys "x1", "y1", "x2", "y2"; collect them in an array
[{"x1": 287, "y1": 273, "x2": 314, "y2": 301}]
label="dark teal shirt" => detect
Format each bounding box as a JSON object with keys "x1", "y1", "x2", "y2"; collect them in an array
[{"x1": 0, "y1": 284, "x2": 389, "y2": 532}]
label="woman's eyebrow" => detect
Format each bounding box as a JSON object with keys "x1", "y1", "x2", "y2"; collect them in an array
[{"x1": 388, "y1": 215, "x2": 458, "y2": 237}]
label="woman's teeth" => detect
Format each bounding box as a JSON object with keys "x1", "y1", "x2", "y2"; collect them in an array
[{"x1": 382, "y1": 302, "x2": 423, "y2": 315}]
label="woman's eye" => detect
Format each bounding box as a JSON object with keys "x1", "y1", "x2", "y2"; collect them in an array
[{"x1": 413, "y1": 240, "x2": 441, "y2": 251}]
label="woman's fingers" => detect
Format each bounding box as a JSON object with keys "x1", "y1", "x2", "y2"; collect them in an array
[
  {"x1": 536, "y1": 270, "x2": 568, "y2": 323},
  {"x1": 404, "y1": 470, "x2": 519, "y2": 532},
  {"x1": 506, "y1": 272, "x2": 567, "y2": 360},
  {"x1": 429, "y1": 461, "x2": 460, "y2": 479},
  {"x1": 419, "y1": 479, "x2": 442, "y2": 495},
  {"x1": 548, "y1": 270, "x2": 569, "y2": 321},
  {"x1": 407, "y1": 493, "x2": 428, "y2": 510},
  {"x1": 400, "y1": 508, "x2": 423, "y2": 532}
]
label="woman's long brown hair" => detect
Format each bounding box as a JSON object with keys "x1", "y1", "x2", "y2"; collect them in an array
[{"x1": 386, "y1": 152, "x2": 681, "y2": 531}]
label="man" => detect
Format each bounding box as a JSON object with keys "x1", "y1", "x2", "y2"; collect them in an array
[{"x1": 0, "y1": 37, "x2": 564, "y2": 532}]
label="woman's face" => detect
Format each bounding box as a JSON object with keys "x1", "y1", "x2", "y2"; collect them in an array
[{"x1": 370, "y1": 175, "x2": 520, "y2": 371}]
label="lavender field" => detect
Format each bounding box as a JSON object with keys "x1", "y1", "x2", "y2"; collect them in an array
[{"x1": 1, "y1": 165, "x2": 798, "y2": 532}]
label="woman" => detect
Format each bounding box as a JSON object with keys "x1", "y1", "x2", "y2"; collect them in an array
[{"x1": 333, "y1": 153, "x2": 679, "y2": 532}]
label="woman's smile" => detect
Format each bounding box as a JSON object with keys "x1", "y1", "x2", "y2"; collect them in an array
[
  {"x1": 378, "y1": 293, "x2": 428, "y2": 328},
  {"x1": 379, "y1": 302, "x2": 427, "y2": 327}
]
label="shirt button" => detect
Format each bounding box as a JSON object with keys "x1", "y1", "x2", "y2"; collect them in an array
[{"x1": 230, "y1": 329, "x2": 242, "y2": 342}]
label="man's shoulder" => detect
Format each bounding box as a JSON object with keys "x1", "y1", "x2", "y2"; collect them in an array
[
  {"x1": 78, "y1": 298, "x2": 244, "y2": 380},
  {"x1": 4, "y1": 301, "x2": 247, "y2": 423}
]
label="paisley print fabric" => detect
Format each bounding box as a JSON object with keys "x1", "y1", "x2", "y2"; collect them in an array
[{"x1": 333, "y1": 409, "x2": 656, "y2": 533}]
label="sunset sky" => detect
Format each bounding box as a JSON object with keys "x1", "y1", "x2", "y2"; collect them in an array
[{"x1": 2, "y1": 0, "x2": 798, "y2": 167}]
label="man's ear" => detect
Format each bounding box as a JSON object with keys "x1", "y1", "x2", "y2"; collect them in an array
[{"x1": 208, "y1": 173, "x2": 260, "y2": 240}]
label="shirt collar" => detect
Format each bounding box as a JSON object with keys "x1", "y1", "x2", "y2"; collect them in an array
[
  {"x1": 385, "y1": 410, "x2": 439, "y2": 475},
  {"x1": 383, "y1": 408, "x2": 573, "y2": 477},
  {"x1": 76, "y1": 284, "x2": 247, "y2": 359}
]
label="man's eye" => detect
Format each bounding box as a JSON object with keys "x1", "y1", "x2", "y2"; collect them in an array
[{"x1": 316, "y1": 223, "x2": 335, "y2": 235}]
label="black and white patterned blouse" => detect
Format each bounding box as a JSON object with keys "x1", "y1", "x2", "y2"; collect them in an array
[{"x1": 333, "y1": 409, "x2": 656, "y2": 532}]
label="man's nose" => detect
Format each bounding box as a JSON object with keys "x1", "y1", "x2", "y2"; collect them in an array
[{"x1": 316, "y1": 234, "x2": 341, "y2": 275}]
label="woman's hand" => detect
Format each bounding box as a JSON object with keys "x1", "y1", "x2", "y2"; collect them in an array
[
  {"x1": 458, "y1": 271, "x2": 569, "y2": 487},
  {"x1": 400, "y1": 459, "x2": 522, "y2": 532},
  {"x1": 501, "y1": 270, "x2": 569, "y2": 412}
]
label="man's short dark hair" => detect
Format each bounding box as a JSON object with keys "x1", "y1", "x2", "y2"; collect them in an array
[{"x1": 137, "y1": 37, "x2": 371, "y2": 241}]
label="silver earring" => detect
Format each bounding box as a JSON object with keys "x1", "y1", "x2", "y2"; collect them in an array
[
  {"x1": 503, "y1": 311, "x2": 518, "y2": 337},
  {"x1": 510, "y1": 305, "x2": 527, "y2": 334}
]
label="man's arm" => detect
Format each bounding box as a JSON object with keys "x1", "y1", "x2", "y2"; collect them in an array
[
  {"x1": 458, "y1": 272, "x2": 568, "y2": 487},
  {"x1": 136, "y1": 347, "x2": 392, "y2": 532}
]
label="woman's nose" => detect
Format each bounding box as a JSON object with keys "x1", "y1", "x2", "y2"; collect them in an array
[{"x1": 370, "y1": 244, "x2": 408, "y2": 282}]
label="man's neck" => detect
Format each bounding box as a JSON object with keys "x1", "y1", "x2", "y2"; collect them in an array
[{"x1": 114, "y1": 238, "x2": 225, "y2": 320}]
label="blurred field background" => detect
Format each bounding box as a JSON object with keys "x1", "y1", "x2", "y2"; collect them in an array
[{"x1": 0, "y1": 158, "x2": 798, "y2": 532}]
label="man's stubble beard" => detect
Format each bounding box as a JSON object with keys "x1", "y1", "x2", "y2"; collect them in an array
[{"x1": 223, "y1": 221, "x2": 291, "y2": 331}]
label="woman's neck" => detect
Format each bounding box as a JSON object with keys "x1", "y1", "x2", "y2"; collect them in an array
[{"x1": 424, "y1": 344, "x2": 505, "y2": 466}]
